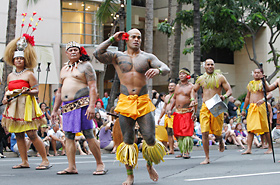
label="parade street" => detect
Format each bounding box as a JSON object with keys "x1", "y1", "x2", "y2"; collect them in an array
[{"x1": 1, "y1": 146, "x2": 280, "y2": 185}]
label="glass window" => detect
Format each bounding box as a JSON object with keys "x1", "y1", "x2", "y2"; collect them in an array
[{"x1": 62, "y1": 1, "x2": 103, "y2": 44}]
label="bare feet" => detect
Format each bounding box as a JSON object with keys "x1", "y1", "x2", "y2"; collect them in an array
[
  {"x1": 122, "y1": 175, "x2": 134, "y2": 185},
  {"x1": 147, "y1": 165, "x2": 159, "y2": 182},
  {"x1": 200, "y1": 158, "x2": 210, "y2": 165},
  {"x1": 80, "y1": 152, "x2": 87, "y2": 155},
  {"x1": 241, "y1": 150, "x2": 252, "y2": 155},
  {"x1": 219, "y1": 141, "x2": 225, "y2": 152},
  {"x1": 264, "y1": 149, "x2": 272, "y2": 154}
]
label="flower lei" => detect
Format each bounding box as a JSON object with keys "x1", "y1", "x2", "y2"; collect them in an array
[
  {"x1": 196, "y1": 70, "x2": 221, "y2": 89},
  {"x1": 247, "y1": 80, "x2": 263, "y2": 93}
]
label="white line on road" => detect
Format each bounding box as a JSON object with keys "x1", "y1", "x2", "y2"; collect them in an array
[{"x1": 184, "y1": 171, "x2": 280, "y2": 182}]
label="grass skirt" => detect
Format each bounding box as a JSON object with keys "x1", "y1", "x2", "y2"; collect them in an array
[{"x1": 142, "y1": 139, "x2": 166, "y2": 165}]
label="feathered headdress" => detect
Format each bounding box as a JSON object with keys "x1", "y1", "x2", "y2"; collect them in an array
[{"x1": 4, "y1": 12, "x2": 42, "y2": 68}]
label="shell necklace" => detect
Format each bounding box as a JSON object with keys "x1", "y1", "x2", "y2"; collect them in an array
[
  {"x1": 63, "y1": 60, "x2": 82, "y2": 71},
  {"x1": 13, "y1": 68, "x2": 27, "y2": 76}
]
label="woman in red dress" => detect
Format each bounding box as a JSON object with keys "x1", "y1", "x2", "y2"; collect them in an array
[{"x1": 2, "y1": 35, "x2": 51, "y2": 170}]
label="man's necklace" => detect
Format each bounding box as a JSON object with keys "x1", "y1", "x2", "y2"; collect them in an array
[
  {"x1": 13, "y1": 68, "x2": 27, "y2": 76},
  {"x1": 64, "y1": 60, "x2": 82, "y2": 71}
]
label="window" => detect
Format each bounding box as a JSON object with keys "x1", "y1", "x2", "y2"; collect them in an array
[{"x1": 62, "y1": 0, "x2": 103, "y2": 44}]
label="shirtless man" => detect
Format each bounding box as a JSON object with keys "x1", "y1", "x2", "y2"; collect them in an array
[
  {"x1": 93, "y1": 29, "x2": 170, "y2": 185},
  {"x1": 167, "y1": 68, "x2": 195, "y2": 159},
  {"x1": 241, "y1": 68, "x2": 272, "y2": 155},
  {"x1": 190, "y1": 59, "x2": 232, "y2": 164},
  {"x1": 158, "y1": 80, "x2": 176, "y2": 154},
  {"x1": 51, "y1": 41, "x2": 105, "y2": 175}
]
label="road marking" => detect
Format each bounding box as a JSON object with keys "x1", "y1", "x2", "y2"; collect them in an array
[{"x1": 184, "y1": 171, "x2": 280, "y2": 182}]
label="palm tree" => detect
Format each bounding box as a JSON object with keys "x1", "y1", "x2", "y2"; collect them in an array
[
  {"x1": 170, "y1": 1, "x2": 182, "y2": 81},
  {"x1": 145, "y1": 0, "x2": 154, "y2": 97},
  {"x1": 193, "y1": 0, "x2": 202, "y2": 111},
  {"x1": 167, "y1": 0, "x2": 173, "y2": 70}
]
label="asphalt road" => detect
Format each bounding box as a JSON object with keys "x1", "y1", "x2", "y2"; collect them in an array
[{"x1": 1, "y1": 147, "x2": 280, "y2": 185}]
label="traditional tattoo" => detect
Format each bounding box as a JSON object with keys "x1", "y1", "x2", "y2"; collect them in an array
[
  {"x1": 120, "y1": 85, "x2": 129, "y2": 95},
  {"x1": 134, "y1": 59, "x2": 150, "y2": 74},
  {"x1": 93, "y1": 48, "x2": 116, "y2": 64},
  {"x1": 78, "y1": 62, "x2": 97, "y2": 82},
  {"x1": 74, "y1": 87, "x2": 90, "y2": 99},
  {"x1": 138, "y1": 85, "x2": 148, "y2": 96},
  {"x1": 118, "y1": 61, "x2": 133, "y2": 73}
]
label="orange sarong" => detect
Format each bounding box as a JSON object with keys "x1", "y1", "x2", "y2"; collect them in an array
[
  {"x1": 114, "y1": 94, "x2": 156, "y2": 120},
  {"x1": 247, "y1": 103, "x2": 269, "y2": 134},
  {"x1": 200, "y1": 103, "x2": 223, "y2": 136}
]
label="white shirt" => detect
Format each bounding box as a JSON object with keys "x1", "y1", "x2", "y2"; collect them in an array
[{"x1": 47, "y1": 129, "x2": 64, "y2": 139}]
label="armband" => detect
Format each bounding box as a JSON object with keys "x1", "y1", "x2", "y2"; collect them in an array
[
  {"x1": 109, "y1": 36, "x2": 115, "y2": 43},
  {"x1": 242, "y1": 108, "x2": 246, "y2": 112},
  {"x1": 157, "y1": 68, "x2": 163, "y2": 75},
  {"x1": 223, "y1": 94, "x2": 228, "y2": 99}
]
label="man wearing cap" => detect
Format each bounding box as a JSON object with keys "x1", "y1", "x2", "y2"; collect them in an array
[
  {"x1": 51, "y1": 41, "x2": 106, "y2": 175},
  {"x1": 190, "y1": 59, "x2": 232, "y2": 164},
  {"x1": 94, "y1": 29, "x2": 170, "y2": 185},
  {"x1": 167, "y1": 68, "x2": 195, "y2": 159}
]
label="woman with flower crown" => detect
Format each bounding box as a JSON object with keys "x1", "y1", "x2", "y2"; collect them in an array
[{"x1": 1, "y1": 34, "x2": 51, "y2": 170}]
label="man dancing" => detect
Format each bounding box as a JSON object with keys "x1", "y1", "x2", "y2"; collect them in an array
[
  {"x1": 167, "y1": 68, "x2": 195, "y2": 159},
  {"x1": 93, "y1": 29, "x2": 170, "y2": 185},
  {"x1": 51, "y1": 41, "x2": 106, "y2": 175},
  {"x1": 190, "y1": 59, "x2": 232, "y2": 164},
  {"x1": 158, "y1": 80, "x2": 176, "y2": 154},
  {"x1": 241, "y1": 68, "x2": 272, "y2": 154}
]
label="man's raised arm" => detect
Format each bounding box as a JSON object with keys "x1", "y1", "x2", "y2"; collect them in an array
[{"x1": 93, "y1": 31, "x2": 124, "y2": 64}]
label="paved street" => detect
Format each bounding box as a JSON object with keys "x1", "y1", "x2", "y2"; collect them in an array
[{"x1": 1, "y1": 147, "x2": 280, "y2": 185}]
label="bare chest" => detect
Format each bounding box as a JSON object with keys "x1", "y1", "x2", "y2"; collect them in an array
[
  {"x1": 115, "y1": 53, "x2": 150, "y2": 74},
  {"x1": 60, "y1": 68, "x2": 85, "y2": 82},
  {"x1": 176, "y1": 85, "x2": 192, "y2": 96}
]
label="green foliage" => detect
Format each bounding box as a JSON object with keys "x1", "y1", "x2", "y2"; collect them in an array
[
  {"x1": 26, "y1": 0, "x2": 39, "y2": 6},
  {"x1": 157, "y1": 21, "x2": 174, "y2": 37},
  {"x1": 237, "y1": 92, "x2": 247, "y2": 102},
  {"x1": 96, "y1": 0, "x2": 119, "y2": 24}
]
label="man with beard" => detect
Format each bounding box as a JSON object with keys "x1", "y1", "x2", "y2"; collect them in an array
[
  {"x1": 167, "y1": 68, "x2": 195, "y2": 159},
  {"x1": 158, "y1": 80, "x2": 177, "y2": 154},
  {"x1": 190, "y1": 59, "x2": 232, "y2": 164}
]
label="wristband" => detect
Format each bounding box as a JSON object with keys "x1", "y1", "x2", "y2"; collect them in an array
[
  {"x1": 190, "y1": 98, "x2": 195, "y2": 102},
  {"x1": 223, "y1": 94, "x2": 228, "y2": 99},
  {"x1": 242, "y1": 108, "x2": 245, "y2": 112},
  {"x1": 109, "y1": 36, "x2": 115, "y2": 43},
  {"x1": 157, "y1": 68, "x2": 162, "y2": 75},
  {"x1": 262, "y1": 97, "x2": 265, "y2": 101}
]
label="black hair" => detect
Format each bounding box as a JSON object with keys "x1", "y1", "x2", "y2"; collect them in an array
[
  {"x1": 181, "y1": 67, "x2": 191, "y2": 74},
  {"x1": 155, "y1": 93, "x2": 164, "y2": 108},
  {"x1": 80, "y1": 54, "x2": 91, "y2": 61}
]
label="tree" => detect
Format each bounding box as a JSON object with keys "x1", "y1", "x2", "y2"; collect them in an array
[
  {"x1": 145, "y1": 0, "x2": 154, "y2": 97},
  {"x1": 177, "y1": 0, "x2": 280, "y2": 83},
  {"x1": 157, "y1": 0, "x2": 182, "y2": 81}
]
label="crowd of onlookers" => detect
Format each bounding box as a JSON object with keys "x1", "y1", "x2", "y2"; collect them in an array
[{"x1": 1, "y1": 89, "x2": 280, "y2": 158}]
